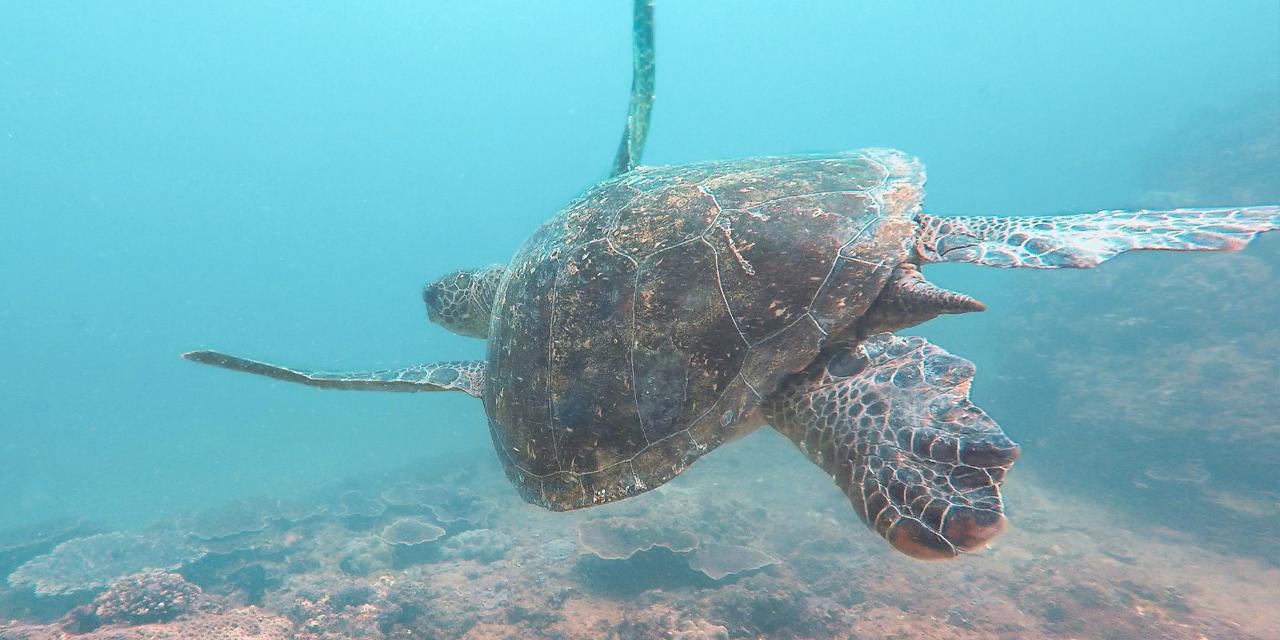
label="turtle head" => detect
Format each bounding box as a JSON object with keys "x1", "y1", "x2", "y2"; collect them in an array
[{"x1": 423, "y1": 264, "x2": 506, "y2": 338}]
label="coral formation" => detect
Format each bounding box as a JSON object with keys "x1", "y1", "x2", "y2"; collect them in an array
[
  {"x1": 334, "y1": 491, "x2": 385, "y2": 520},
  {"x1": 0, "y1": 518, "x2": 93, "y2": 577},
  {"x1": 670, "y1": 618, "x2": 730, "y2": 640},
  {"x1": 377, "y1": 518, "x2": 444, "y2": 547},
  {"x1": 195, "y1": 527, "x2": 283, "y2": 557},
  {"x1": 379, "y1": 517, "x2": 445, "y2": 568},
  {"x1": 377, "y1": 483, "x2": 428, "y2": 509},
  {"x1": 418, "y1": 486, "x2": 493, "y2": 531},
  {"x1": 575, "y1": 517, "x2": 698, "y2": 560},
  {"x1": 574, "y1": 517, "x2": 773, "y2": 583},
  {"x1": 8, "y1": 532, "x2": 205, "y2": 596},
  {"x1": 187, "y1": 500, "x2": 276, "y2": 541},
  {"x1": 685, "y1": 542, "x2": 777, "y2": 581},
  {"x1": 272, "y1": 500, "x2": 326, "y2": 524},
  {"x1": 3, "y1": 444, "x2": 1277, "y2": 639}
]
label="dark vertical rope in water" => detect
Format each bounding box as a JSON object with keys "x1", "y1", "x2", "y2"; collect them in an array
[{"x1": 610, "y1": 0, "x2": 655, "y2": 177}]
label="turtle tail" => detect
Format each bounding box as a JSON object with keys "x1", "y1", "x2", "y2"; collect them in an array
[
  {"x1": 183, "y1": 351, "x2": 485, "y2": 398},
  {"x1": 915, "y1": 206, "x2": 1280, "y2": 268}
]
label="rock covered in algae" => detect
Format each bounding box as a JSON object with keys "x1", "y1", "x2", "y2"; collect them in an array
[
  {"x1": 671, "y1": 619, "x2": 731, "y2": 640},
  {"x1": 338, "y1": 535, "x2": 392, "y2": 577},
  {"x1": 4, "y1": 607, "x2": 293, "y2": 640},
  {"x1": 1012, "y1": 96, "x2": 1280, "y2": 557},
  {"x1": 8, "y1": 532, "x2": 206, "y2": 596},
  {"x1": 1142, "y1": 99, "x2": 1280, "y2": 207},
  {"x1": 64, "y1": 571, "x2": 202, "y2": 631},
  {"x1": 3, "y1": 439, "x2": 1278, "y2": 639},
  {"x1": 439, "y1": 529, "x2": 510, "y2": 563}
]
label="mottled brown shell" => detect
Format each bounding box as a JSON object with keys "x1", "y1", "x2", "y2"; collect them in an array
[{"x1": 485, "y1": 148, "x2": 923, "y2": 510}]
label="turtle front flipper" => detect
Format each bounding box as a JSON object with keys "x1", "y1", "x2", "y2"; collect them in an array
[
  {"x1": 609, "y1": 0, "x2": 655, "y2": 176},
  {"x1": 916, "y1": 206, "x2": 1280, "y2": 268},
  {"x1": 182, "y1": 351, "x2": 485, "y2": 398},
  {"x1": 766, "y1": 334, "x2": 1019, "y2": 560}
]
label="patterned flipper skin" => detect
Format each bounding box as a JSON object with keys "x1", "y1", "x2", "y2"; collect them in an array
[
  {"x1": 182, "y1": 351, "x2": 485, "y2": 398},
  {"x1": 916, "y1": 206, "x2": 1280, "y2": 268},
  {"x1": 768, "y1": 334, "x2": 1019, "y2": 560}
]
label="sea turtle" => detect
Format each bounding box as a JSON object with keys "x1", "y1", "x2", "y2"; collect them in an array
[{"x1": 184, "y1": 1, "x2": 1280, "y2": 560}]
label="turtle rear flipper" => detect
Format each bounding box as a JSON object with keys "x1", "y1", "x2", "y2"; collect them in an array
[
  {"x1": 916, "y1": 206, "x2": 1280, "y2": 268},
  {"x1": 767, "y1": 334, "x2": 1018, "y2": 560},
  {"x1": 182, "y1": 351, "x2": 485, "y2": 398}
]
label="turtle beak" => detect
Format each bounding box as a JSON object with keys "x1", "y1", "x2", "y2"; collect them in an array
[{"x1": 422, "y1": 282, "x2": 444, "y2": 322}]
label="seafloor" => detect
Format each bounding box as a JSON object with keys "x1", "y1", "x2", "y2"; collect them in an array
[{"x1": 2, "y1": 427, "x2": 1276, "y2": 640}]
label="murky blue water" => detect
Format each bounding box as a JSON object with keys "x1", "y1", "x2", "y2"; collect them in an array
[{"x1": 1, "y1": 2, "x2": 1277, "y2": 638}]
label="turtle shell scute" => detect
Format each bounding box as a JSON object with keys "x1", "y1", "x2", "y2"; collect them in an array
[{"x1": 485, "y1": 149, "x2": 925, "y2": 511}]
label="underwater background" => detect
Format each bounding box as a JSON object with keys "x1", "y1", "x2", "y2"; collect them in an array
[{"x1": 2, "y1": 1, "x2": 1277, "y2": 638}]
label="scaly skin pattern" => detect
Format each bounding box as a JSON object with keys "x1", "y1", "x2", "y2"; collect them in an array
[
  {"x1": 181, "y1": 351, "x2": 486, "y2": 398},
  {"x1": 486, "y1": 149, "x2": 923, "y2": 511},
  {"x1": 915, "y1": 207, "x2": 1280, "y2": 268},
  {"x1": 610, "y1": 0, "x2": 655, "y2": 177},
  {"x1": 423, "y1": 264, "x2": 506, "y2": 338},
  {"x1": 855, "y1": 264, "x2": 984, "y2": 339},
  {"x1": 767, "y1": 334, "x2": 1019, "y2": 559}
]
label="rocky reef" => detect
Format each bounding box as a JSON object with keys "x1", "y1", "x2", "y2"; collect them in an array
[
  {"x1": 1, "y1": 437, "x2": 1277, "y2": 639},
  {"x1": 61, "y1": 572, "x2": 202, "y2": 632},
  {"x1": 994, "y1": 99, "x2": 1280, "y2": 560},
  {"x1": 1140, "y1": 96, "x2": 1280, "y2": 208}
]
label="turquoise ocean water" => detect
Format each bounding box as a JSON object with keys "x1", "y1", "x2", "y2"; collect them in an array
[{"x1": 1, "y1": 3, "x2": 1278, "y2": 637}]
